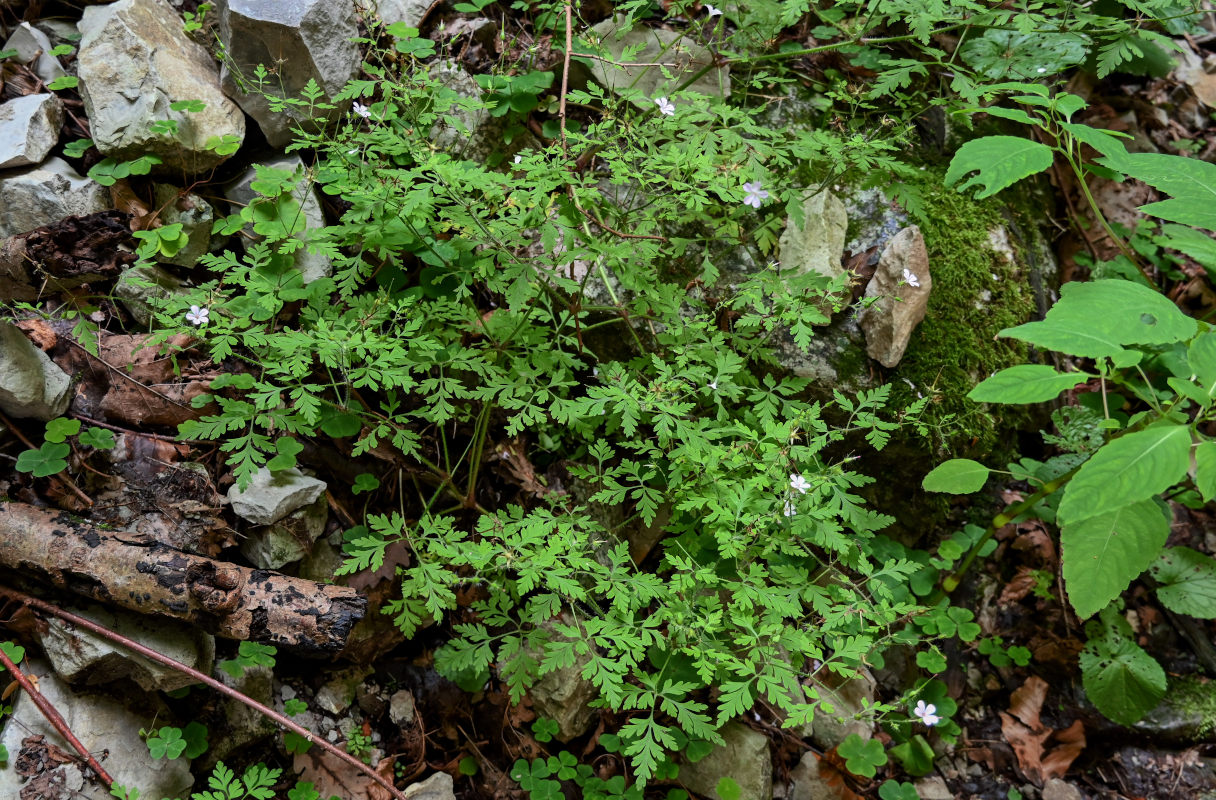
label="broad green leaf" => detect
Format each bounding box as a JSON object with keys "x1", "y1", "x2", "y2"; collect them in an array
[
  {"x1": 959, "y1": 29, "x2": 1088, "y2": 81},
  {"x1": 1061, "y1": 498, "x2": 1169, "y2": 619},
  {"x1": 1080, "y1": 609, "x2": 1166, "y2": 725},
  {"x1": 15, "y1": 442, "x2": 69, "y2": 477},
  {"x1": 1000, "y1": 280, "x2": 1196, "y2": 359},
  {"x1": 837, "y1": 733, "x2": 887, "y2": 778},
  {"x1": 1100, "y1": 152, "x2": 1216, "y2": 230},
  {"x1": 1059, "y1": 122, "x2": 1130, "y2": 159},
  {"x1": 1056, "y1": 424, "x2": 1190, "y2": 526},
  {"x1": 1195, "y1": 441, "x2": 1216, "y2": 502},
  {"x1": 44, "y1": 417, "x2": 80, "y2": 442},
  {"x1": 1157, "y1": 224, "x2": 1216, "y2": 272},
  {"x1": 922, "y1": 459, "x2": 989, "y2": 494},
  {"x1": 944, "y1": 136, "x2": 1054, "y2": 199},
  {"x1": 1151, "y1": 546, "x2": 1216, "y2": 618},
  {"x1": 1190, "y1": 333, "x2": 1216, "y2": 397},
  {"x1": 967, "y1": 364, "x2": 1092, "y2": 404}
]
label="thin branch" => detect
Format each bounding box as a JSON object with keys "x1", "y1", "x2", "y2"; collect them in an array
[
  {"x1": 0, "y1": 644, "x2": 114, "y2": 789},
  {"x1": 0, "y1": 585, "x2": 408, "y2": 800},
  {"x1": 560, "y1": 0, "x2": 574, "y2": 157}
]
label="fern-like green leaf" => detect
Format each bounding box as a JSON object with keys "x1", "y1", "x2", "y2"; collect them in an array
[{"x1": 944, "y1": 136, "x2": 1054, "y2": 199}]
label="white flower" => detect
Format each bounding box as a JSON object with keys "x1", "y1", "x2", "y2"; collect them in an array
[
  {"x1": 708, "y1": 380, "x2": 718, "y2": 391},
  {"x1": 185, "y1": 305, "x2": 210, "y2": 326},
  {"x1": 913, "y1": 700, "x2": 941, "y2": 726},
  {"x1": 1036, "y1": 67, "x2": 1047, "y2": 74},
  {"x1": 902, "y1": 268, "x2": 921, "y2": 288},
  {"x1": 705, "y1": 3, "x2": 722, "y2": 16},
  {"x1": 789, "y1": 473, "x2": 811, "y2": 494},
  {"x1": 352, "y1": 101, "x2": 371, "y2": 119},
  {"x1": 783, "y1": 498, "x2": 797, "y2": 517},
  {"x1": 742, "y1": 181, "x2": 769, "y2": 209},
  {"x1": 514, "y1": 154, "x2": 523, "y2": 164},
  {"x1": 654, "y1": 96, "x2": 676, "y2": 116}
]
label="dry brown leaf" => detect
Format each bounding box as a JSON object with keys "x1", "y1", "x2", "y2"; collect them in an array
[
  {"x1": 1040, "y1": 720, "x2": 1086, "y2": 781},
  {"x1": 1009, "y1": 676, "x2": 1048, "y2": 729},
  {"x1": 293, "y1": 749, "x2": 396, "y2": 800},
  {"x1": 999, "y1": 566, "x2": 1041, "y2": 605},
  {"x1": 109, "y1": 178, "x2": 151, "y2": 227},
  {"x1": 14, "y1": 319, "x2": 56, "y2": 350},
  {"x1": 1000, "y1": 677, "x2": 1087, "y2": 785}
]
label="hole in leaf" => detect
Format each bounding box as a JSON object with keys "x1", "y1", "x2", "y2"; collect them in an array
[{"x1": 1141, "y1": 313, "x2": 1157, "y2": 326}]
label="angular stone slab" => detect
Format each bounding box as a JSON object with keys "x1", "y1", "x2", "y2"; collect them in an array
[
  {"x1": 78, "y1": 0, "x2": 245, "y2": 174},
  {"x1": 0, "y1": 321, "x2": 72, "y2": 421},
  {"x1": 858, "y1": 226, "x2": 932, "y2": 368},
  {"x1": 38, "y1": 602, "x2": 215, "y2": 693},
  {"x1": 679, "y1": 722, "x2": 772, "y2": 800},
  {"x1": 587, "y1": 16, "x2": 730, "y2": 106},
  {"x1": 240, "y1": 494, "x2": 329, "y2": 569},
  {"x1": 0, "y1": 93, "x2": 64, "y2": 169},
  {"x1": 216, "y1": 0, "x2": 360, "y2": 148},
  {"x1": 228, "y1": 466, "x2": 327, "y2": 525},
  {"x1": 114, "y1": 263, "x2": 189, "y2": 327},
  {"x1": 0, "y1": 157, "x2": 109, "y2": 238},
  {"x1": 2, "y1": 22, "x2": 68, "y2": 83}
]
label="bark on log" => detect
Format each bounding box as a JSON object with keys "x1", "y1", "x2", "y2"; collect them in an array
[{"x1": 0, "y1": 503, "x2": 365, "y2": 652}]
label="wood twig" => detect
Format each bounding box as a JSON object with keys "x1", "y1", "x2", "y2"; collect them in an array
[
  {"x1": 0, "y1": 643, "x2": 114, "y2": 790},
  {"x1": 0, "y1": 585, "x2": 407, "y2": 800},
  {"x1": 560, "y1": 0, "x2": 573, "y2": 157}
]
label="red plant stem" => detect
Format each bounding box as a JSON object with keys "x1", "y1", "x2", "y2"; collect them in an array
[
  {"x1": 0, "y1": 585, "x2": 407, "y2": 800},
  {"x1": 0, "y1": 643, "x2": 115, "y2": 789}
]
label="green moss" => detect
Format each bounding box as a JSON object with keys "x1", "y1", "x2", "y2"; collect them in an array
[
  {"x1": 889, "y1": 172, "x2": 1041, "y2": 458},
  {"x1": 1163, "y1": 675, "x2": 1216, "y2": 738}
]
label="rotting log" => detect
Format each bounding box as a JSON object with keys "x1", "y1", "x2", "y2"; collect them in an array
[{"x1": 0, "y1": 503, "x2": 365, "y2": 652}]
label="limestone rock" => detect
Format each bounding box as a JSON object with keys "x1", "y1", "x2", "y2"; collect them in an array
[
  {"x1": 844, "y1": 187, "x2": 909, "y2": 266},
  {"x1": 228, "y1": 467, "x2": 327, "y2": 525},
  {"x1": 915, "y1": 776, "x2": 954, "y2": 800},
  {"x1": 152, "y1": 184, "x2": 214, "y2": 267},
  {"x1": 2, "y1": 23, "x2": 67, "y2": 83},
  {"x1": 114, "y1": 264, "x2": 188, "y2": 327},
  {"x1": 680, "y1": 722, "x2": 772, "y2": 800},
  {"x1": 204, "y1": 664, "x2": 277, "y2": 769},
  {"x1": 428, "y1": 59, "x2": 500, "y2": 162},
  {"x1": 1174, "y1": 42, "x2": 1216, "y2": 109},
  {"x1": 0, "y1": 658, "x2": 193, "y2": 800},
  {"x1": 225, "y1": 155, "x2": 332, "y2": 283},
  {"x1": 404, "y1": 772, "x2": 457, "y2": 800},
  {"x1": 807, "y1": 668, "x2": 877, "y2": 750},
  {"x1": 240, "y1": 494, "x2": 328, "y2": 569},
  {"x1": 787, "y1": 751, "x2": 837, "y2": 800},
  {"x1": 366, "y1": 0, "x2": 432, "y2": 28},
  {"x1": 1042, "y1": 778, "x2": 1084, "y2": 800},
  {"x1": 0, "y1": 156, "x2": 109, "y2": 238},
  {"x1": 587, "y1": 16, "x2": 730, "y2": 106},
  {"x1": 0, "y1": 322, "x2": 72, "y2": 420},
  {"x1": 530, "y1": 650, "x2": 598, "y2": 742},
  {"x1": 858, "y1": 226, "x2": 931, "y2": 368},
  {"x1": 216, "y1": 0, "x2": 360, "y2": 148},
  {"x1": 38, "y1": 602, "x2": 214, "y2": 693},
  {"x1": 779, "y1": 189, "x2": 849, "y2": 286},
  {"x1": 0, "y1": 93, "x2": 64, "y2": 169},
  {"x1": 389, "y1": 689, "x2": 417, "y2": 726},
  {"x1": 315, "y1": 665, "x2": 371, "y2": 715},
  {"x1": 77, "y1": 0, "x2": 245, "y2": 174}
]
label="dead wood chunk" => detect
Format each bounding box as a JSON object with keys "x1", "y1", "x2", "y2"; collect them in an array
[
  {"x1": 0, "y1": 503, "x2": 366, "y2": 652},
  {"x1": 22, "y1": 210, "x2": 135, "y2": 286}
]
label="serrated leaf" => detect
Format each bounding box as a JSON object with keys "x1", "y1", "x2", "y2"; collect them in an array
[
  {"x1": 1151, "y1": 546, "x2": 1216, "y2": 618},
  {"x1": 1062, "y1": 498, "x2": 1170, "y2": 619},
  {"x1": 968, "y1": 364, "x2": 1091, "y2": 404},
  {"x1": 959, "y1": 29, "x2": 1088, "y2": 81},
  {"x1": 945, "y1": 136, "x2": 1054, "y2": 199},
  {"x1": 1080, "y1": 613, "x2": 1166, "y2": 725},
  {"x1": 922, "y1": 459, "x2": 990, "y2": 494},
  {"x1": 1000, "y1": 279, "x2": 1196, "y2": 359},
  {"x1": 1158, "y1": 224, "x2": 1216, "y2": 272},
  {"x1": 1056, "y1": 424, "x2": 1190, "y2": 526},
  {"x1": 1099, "y1": 152, "x2": 1216, "y2": 230},
  {"x1": 1195, "y1": 441, "x2": 1216, "y2": 503}
]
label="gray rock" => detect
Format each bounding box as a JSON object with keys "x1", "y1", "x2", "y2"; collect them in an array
[
  {"x1": 1042, "y1": 778, "x2": 1084, "y2": 800},
  {"x1": 204, "y1": 664, "x2": 277, "y2": 769},
  {"x1": 428, "y1": 59, "x2": 500, "y2": 162},
  {"x1": 404, "y1": 772, "x2": 457, "y2": 800},
  {"x1": 2, "y1": 22, "x2": 68, "y2": 83},
  {"x1": 680, "y1": 722, "x2": 772, "y2": 800},
  {"x1": 389, "y1": 689, "x2": 417, "y2": 726},
  {"x1": 915, "y1": 776, "x2": 954, "y2": 800},
  {"x1": 779, "y1": 189, "x2": 849, "y2": 287},
  {"x1": 297, "y1": 537, "x2": 346, "y2": 583},
  {"x1": 240, "y1": 494, "x2": 328, "y2": 569},
  {"x1": 0, "y1": 322, "x2": 72, "y2": 420},
  {"x1": 228, "y1": 466, "x2": 327, "y2": 525},
  {"x1": 0, "y1": 658, "x2": 193, "y2": 800},
  {"x1": 530, "y1": 650, "x2": 598, "y2": 742},
  {"x1": 1174, "y1": 42, "x2": 1216, "y2": 109},
  {"x1": 0, "y1": 156, "x2": 109, "y2": 238},
  {"x1": 844, "y1": 187, "x2": 909, "y2": 265},
  {"x1": 216, "y1": 0, "x2": 360, "y2": 148},
  {"x1": 587, "y1": 16, "x2": 730, "y2": 106},
  {"x1": 0, "y1": 93, "x2": 64, "y2": 169},
  {"x1": 114, "y1": 264, "x2": 188, "y2": 327},
  {"x1": 152, "y1": 184, "x2": 214, "y2": 267},
  {"x1": 366, "y1": 0, "x2": 432, "y2": 27},
  {"x1": 38, "y1": 602, "x2": 214, "y2": 693},
  {"x1": 858, "y1": 226, "x2": 931, "y2": 368},
  {"x1": 33, "y1": 21, "x2": 81, "y2": 48},
  {"x1": 807, "y1": 668, "x2": 877, "y2": 750},
  {"x1": 315, "y1": 665, "x2": 371, "y2": 715},
  {"x1": 224, "y1": 155, "x2": 332, "y2": 283},
  {"x1": 787, "y1": 751, "x2": 837, "y2": 800},
  {"x1": 77, "y1": 0, "x2": 245, "y2": 174}
]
